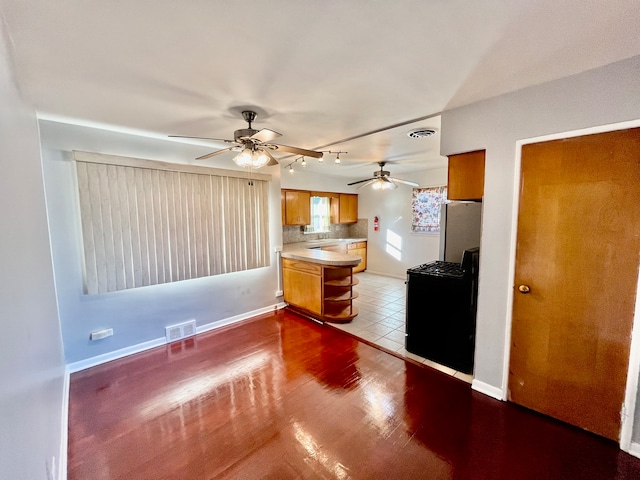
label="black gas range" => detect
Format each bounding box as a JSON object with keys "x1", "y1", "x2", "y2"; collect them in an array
[{"x1": 405, "y1": 249, "x2": 479, "y2": 374}]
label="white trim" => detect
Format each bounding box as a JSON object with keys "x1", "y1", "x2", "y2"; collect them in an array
[
  {"x1": 59, "y1": 368, "x2": 70, "y2": 480},
  {"x1": 471, "y1": 379, "x2": 504, "y2": 401},
  {"x1": 73, "y1": 150, "x2": 271, "y2": 181},
  {"x1": 628, "y1": 442, "x2": 640, "y2": 459},
  {"x1": 196, "y1": 303, "x2": 287, "y2": 335},
  {"x1": 504, "y1": 118, "x2": 640, "y2": 448},
  {"x1": 67, "y1": 337, "x2": 167, "y2": 373},
  {"x1": 621, "y1": 265, "x2": 640, "y2": 452},
  {"x1": 67, "y1": 303, "x2": 286, "y2": 373}
]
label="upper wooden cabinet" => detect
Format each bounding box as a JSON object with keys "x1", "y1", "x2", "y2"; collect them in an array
[
  {"x1": 282, "y1": 190, "x2": 311, "y2": 226},
  {"x1": 330, "y1": 193, "x2": 358, "y2": 224},
  {"x1": 281, "y1": 190, "x2": 358, "y2": 226},
  {"x1": 447, "y1": 150, "x2": 486, "y2": 201}
]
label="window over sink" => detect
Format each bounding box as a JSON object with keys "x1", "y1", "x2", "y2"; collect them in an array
[{"x1": 304, "y1": 196, "x2": 331, "y2": 234}]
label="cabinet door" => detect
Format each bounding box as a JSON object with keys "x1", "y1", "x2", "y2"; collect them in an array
[
  {"x1": 336, "y1": 194, "x2": 358, "y2": 224},
  {"x1": 351, "y1": 247, "x2": 367, "y2": 273},
  {"x1": 283, "y1": 260, "x2": 322, "y2": 314},
  {"x1": 283, "y1": 190, "x2": 311, "y2": 225},
  {"x1": 447, "y1": 150, "x2": 485, "y2": 201}
]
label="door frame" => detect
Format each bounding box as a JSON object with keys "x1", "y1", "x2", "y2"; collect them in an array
[{"x1": 501, "y1": 119, "x2": 640, "y2": 452}]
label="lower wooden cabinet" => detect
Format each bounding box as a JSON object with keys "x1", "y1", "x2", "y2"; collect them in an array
[
  {"x1": 283, "y1": 257, "x2": 359, "y2": 323},
  {"x1": 348, "y1": 241, "x2": 367, "y2": 273},
  {"x1": 282, "y1": 259, "x2": 322, "y2": 315}
]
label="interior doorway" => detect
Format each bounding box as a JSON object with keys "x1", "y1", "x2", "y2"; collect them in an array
[{"x1": 508, "y1": 127, "x2": 640, "y2": 441}]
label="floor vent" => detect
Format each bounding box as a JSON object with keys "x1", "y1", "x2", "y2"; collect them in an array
[{"x1": 165, "y1": 320, "x2": 197, "y2": 343}]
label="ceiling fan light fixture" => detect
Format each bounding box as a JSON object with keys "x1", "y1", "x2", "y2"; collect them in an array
[
  {"x1": 233, "y1": 147, "x2": 254, "y2": 168},
  {"x1": 232, "y1": 146, "x2": 270, "y2": 169},
  {"x1": 371, "y1": 177, "x2": 397, "y2": 190}
]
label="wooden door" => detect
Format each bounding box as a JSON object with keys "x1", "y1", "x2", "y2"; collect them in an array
[{"x1": 509, "y1": 128, "x2": 640, "y2": 440}]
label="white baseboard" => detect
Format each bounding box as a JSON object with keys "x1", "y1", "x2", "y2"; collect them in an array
[
  {"x1": 60, "y1": 368, "x2": 70, "y2": 480},
  {"x1": 67, "y1": 337, "x2": 166, "y2": 373},
  {"x1": 628, "y1": 441, "x2": 640, "y2": 459},
  {"x1": 471, "y1": 379, "x2": 504, "y2": 400},
  {"x1": 196, "y1": 302, "x2": 287, "y2": 335},
  {"x1": 66, "y1": 303, "x2": 286, "y2": 374}
]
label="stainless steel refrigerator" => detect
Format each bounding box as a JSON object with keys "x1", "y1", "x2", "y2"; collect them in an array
[{"x1": 439, "y1": 201, "x2": 482, "y2": 263}]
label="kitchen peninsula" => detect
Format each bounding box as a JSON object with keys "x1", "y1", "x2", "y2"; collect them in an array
[{"x1": 282, "y1": 239, "x2": 365, "y2": 323}]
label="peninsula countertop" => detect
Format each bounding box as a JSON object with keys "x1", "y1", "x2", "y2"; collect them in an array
[{"x1": 281, "y1": 238, "x2": 366, "y2": 267}]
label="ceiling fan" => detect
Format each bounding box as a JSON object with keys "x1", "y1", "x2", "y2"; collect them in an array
[
  {"x1": 347, "y1": 162, "x2": 419, "y2": 190},
  {"x1": 169, "y1": 110, "x2": 323, "y2": 168}
]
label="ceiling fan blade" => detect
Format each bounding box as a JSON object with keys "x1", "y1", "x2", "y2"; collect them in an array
[
  {"x1": 389, "y1": 177, "x2": 419, "y2": 187},
  {"x1": 195, "y1": 146, "x2": 236, "y2": 160},
  {"x1": 169, "y1": 135, "x2": 236, "y2": 144},
  {"x1": 251, "y1": 128, "x2": 282, "y2": 143},
  {"x1": 262, "y1": 148, "x2": 279, "y2": 166},
  {"x1": 355, "y1": 179, "x2": 378, "y2": 189},
  {"x1": 347, "y1": 177, "x2": 376, "y2": 186},
  {"x1": 270, "y1": 144, "x2": 323, "y2": 158}
]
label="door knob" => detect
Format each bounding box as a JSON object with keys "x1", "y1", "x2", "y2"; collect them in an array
[{"x1": 518, "y1": 284, "x2": 531, "y2": 294}]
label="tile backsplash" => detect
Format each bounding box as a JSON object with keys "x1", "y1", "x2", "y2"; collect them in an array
[{"x1": 283, "y1": 218, "x2": 368, "y2": 244}]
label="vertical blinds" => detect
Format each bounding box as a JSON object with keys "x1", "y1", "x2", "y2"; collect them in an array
[{"x1": 74, "y1": 151, "x2": 271, "y2": 294}]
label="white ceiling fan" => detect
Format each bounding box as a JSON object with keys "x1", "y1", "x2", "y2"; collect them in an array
[
  {"x1": 347, "y1": 162, "x2": 419, "y2": 190},
  {"x1": 169, "y1": 110, "x2": 323, "y2": 168}
]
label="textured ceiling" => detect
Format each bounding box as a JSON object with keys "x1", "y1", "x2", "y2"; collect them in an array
[{"x1": 3, "y1": 0, "x2": 640, "y2": 180}]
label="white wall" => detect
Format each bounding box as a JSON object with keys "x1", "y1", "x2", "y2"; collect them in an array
[
  {"x1": 281, "y1": 168, "x2": 358, "y2": 193},
  {"x1": 0, "y1": 26, "x2": 66, "y2": 480},
  {"x1": 440, "y1": 54, "x2": 640, "y2": 442},
  {"x1": 39, "y1": 121, "x2": 284, "y2": 366},
  {"x1": 358, "y1": 167, "x2": 448, "y2": 278}
]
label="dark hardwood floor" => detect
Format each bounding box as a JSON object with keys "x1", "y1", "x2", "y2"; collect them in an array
[{"x1": 68, "y1": 309, "x2": 640, "y2": 479}]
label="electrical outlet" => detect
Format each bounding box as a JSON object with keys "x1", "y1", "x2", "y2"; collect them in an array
[
  {"x1": 90, "y1": 328, "x2": 113, "y2": 341},
  {"x1": 165, "y1": 320, "x2": 197, "y2": 343}
]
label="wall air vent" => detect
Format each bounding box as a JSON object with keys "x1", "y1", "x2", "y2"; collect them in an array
[{"x1": 407, "y1": 127, "x2": 438, "y2": 138}]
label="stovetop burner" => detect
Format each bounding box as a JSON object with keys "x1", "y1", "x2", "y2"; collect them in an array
[{"x1": 407, "y1": 261, "x2": 466, "y2": 278}]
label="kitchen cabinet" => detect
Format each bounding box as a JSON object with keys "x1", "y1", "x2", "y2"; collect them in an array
[
  {"x1": 282, "y1": 257, "x2": 359, "y2": 323},
  {"x1": 321, "y1": 244, "x2": 347, "y2": 254},
  {"x1": 282, "y1": 189, "x2": 311, "y2": 225},
  {"x1": 447, "y1": 150, "x2": 485, "y2": 201},
  {"x1": 330, "y1": 193, "x2": 358, "y2": 224},
  {"x1": 282, "y1": 258, "x2": 322, "y2": 315},
  {"x1": 348, "y1": 241, "x2": 367, "y2": 273}
]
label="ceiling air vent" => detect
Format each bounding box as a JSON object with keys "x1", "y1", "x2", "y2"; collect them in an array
[{"x1": 406, "y1": 127, "x2": 438, "y2": 138}]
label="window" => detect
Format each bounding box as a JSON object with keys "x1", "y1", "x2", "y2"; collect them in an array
[
  {"x1": 411, "y1": 186, "x2": 447, "y2": 233},
  {"x1": 304, "y1": 196, "x2": 331, "y2": 234},
  {"x1": 74, "y1": 151, "x2": 271, "y2": 294}
]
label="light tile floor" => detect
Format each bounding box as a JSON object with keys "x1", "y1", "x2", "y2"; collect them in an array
[{"x1": 329, "y1": 271, "x2": 474, "y2": 384}]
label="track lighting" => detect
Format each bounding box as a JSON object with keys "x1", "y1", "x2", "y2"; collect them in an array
[
  {"x1": 288, "y1": 165, "x2": 294, "y2": 174},
  {"x1": 335, "y1": 153, "x2": 341, "y2": 164}
]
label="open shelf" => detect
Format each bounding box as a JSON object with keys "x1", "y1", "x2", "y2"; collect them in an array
[
  {"x1": 325, "y1": 291, "x2": 359, "y2": 302},
  {"x1": 324, "y1": 277, "x2": 360, "y2": 287},
  {"x1": 323, "y1": 306, "x2": 359, "y2": 323}
]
